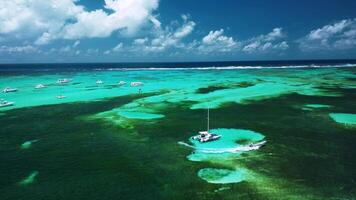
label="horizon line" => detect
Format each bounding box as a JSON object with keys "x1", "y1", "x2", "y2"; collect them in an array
[{"x1": 1, "y1": 58, "x2": 356, "y2": 65}]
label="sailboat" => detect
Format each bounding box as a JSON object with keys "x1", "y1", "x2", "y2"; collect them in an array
[{"x1": 192, "y1": 108, "x2": 221, "y2": 143}]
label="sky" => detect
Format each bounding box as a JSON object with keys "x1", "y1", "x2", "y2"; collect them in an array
[{"x1": 0, "y1": 0, "x2": 356, "y2": 63}]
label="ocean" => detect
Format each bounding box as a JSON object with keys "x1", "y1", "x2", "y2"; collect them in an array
[{"x1": 0, "y1": 60, "x2": 356, "y2": 199}]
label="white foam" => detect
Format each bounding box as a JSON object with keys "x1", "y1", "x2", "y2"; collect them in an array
[
  {"x1": 177, "y1": 141, "x2": 264, "y2": 153},
  {"x1": 94, "y1": 64, "x2": 356, "y2": 71}
]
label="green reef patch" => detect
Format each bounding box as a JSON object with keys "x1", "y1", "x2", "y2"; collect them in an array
[
  {"x1": 304, "y1": 104, "x2": 331, "y2": 109},
  {"x1": 18, "y1": 171, "x2": 39, "y2": 186},
  {"x1": 302, "y1": 104, "x2": 332, "y2": 111},
  {"x1": 196, "y1": 85, "x2": 230, "y2": 94},
  {"x1": 117, "y1": 111, "x2": 164, "y2": 119},
  {"x1": 329, "y1": 113, "x2": 356, "y2": 126},
  {"x1": 233, "y1": 81, "x2": 256, "y2": 88},
  {"x1": 198, "y1": 168, "x2": 249, "y2": 184},
  {"x1": 20, "y1": 139, "x2": 38, "y2": 149}
]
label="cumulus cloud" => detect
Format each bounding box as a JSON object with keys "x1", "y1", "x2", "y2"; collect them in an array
[
  {"x1": 112, "y1": 43, "x2": 124, "y2": 52},
  {"x1": 299, "y1": 19, "x2": 356, "y2": 51},
  {"x1": 242, "y1": 28, "x2": 288, "y2": 53},
  {"x1": 73, "y1": 40, "x2": 80, "y2": 48},
  {"x1": 128, "y1": 15, "x2": 196, "y2": 53},
  {"x1": 0, "y1": 0, "x2": 159, "y2": 45},
  {"x1": 196, "y1": 29, "x2": 238, "y2": 53},
  {"x1": 0, "y1": 45, "x2": 38, "y2": 54}
]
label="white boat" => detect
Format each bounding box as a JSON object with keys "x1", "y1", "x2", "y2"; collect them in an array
[
  {"x1": 192, "y1": 108, "x2": 221, "y2": 143},
  {"x1": 57, "y1": 79, "x2": 71, "y2": 84},
  {"x1": 130, "y1": 81, "x2": 142, "y2": 87},
  {"x1": 246, "y1": 140, "x2": 267, "y2": 150},
  {"x1": 56, "y1": 95, "x2": 66, "y2": 99},
  {"x1": 0, "y1": 99, "x2": 14, "y2": 107},
  {"x1": 3, "y1": 87, "x2": 18, "y2": 93},
  {"x1": 35, "y1": 84, "x2": 46, "y2": 89},
  {"x1": 119, "y1": 81, "x2": 126, "y2": 85},
  {"x1": 96, "y1": 80, "x2": 103, "y2": 84}
]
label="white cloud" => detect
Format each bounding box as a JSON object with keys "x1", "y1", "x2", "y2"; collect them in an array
[
  {"x1": 113, "y1": 43, "x2": 123, "y2": 52},
  {"x1": 59, "y1": 46, "x2": 71, "y2": 53},
  {"x1": 73, "y1": 40, "x2": 80, "y2": 48},
  {"x1": 133, "y1": 38, "x2": 149, "y2": 45},
  {"x1": 0, "y1": 0, "x2": 159, "y2": 45},
  {"x1": 197, "y1": 29, "x2": 238, "y2": 53},
  {"x1": 130, "y1": 15, "x2": 196, "y2": 53},
  {"x1": 242, "y1": 28, "x2": 288, "y2": 53},
  {"x1": 299, "y1": 19, "x2": 356, "y2": 51},
  {"x1": 0, "y1": 45, "x2": 38, "y2": 54}
]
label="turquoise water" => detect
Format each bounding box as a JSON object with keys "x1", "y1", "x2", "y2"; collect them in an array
[
  {"x1": 1, "y1": 66, "x2": 356, "y2": 199},
  {"x1": 329, "y1": 113, "x2": 356, "y2": 126}
]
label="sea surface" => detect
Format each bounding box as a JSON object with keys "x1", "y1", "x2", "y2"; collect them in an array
[{"x1": 1, "y1": 60, "x2": 356, "y2": 199}]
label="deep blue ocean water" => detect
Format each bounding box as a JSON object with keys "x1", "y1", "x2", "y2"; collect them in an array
[{"x1": 1, "y1": 59, "x2": 356, "y2": 72}]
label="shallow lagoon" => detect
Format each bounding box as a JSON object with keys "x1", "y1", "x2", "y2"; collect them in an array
[{"x1": 0, "y1": 66, "x2": 356, "y2": 199}]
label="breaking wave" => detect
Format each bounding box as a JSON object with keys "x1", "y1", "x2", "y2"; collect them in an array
[{"x1": 95, "y1": 64, "x2": 356, "y2": 71}]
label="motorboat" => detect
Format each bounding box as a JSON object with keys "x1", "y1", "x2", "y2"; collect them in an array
[
  {"x1": 3, "y1": 87, "x2": 18, "y2": 93},
  {"x1": 130, "y1": 81, "x2": 143, "y2": 87},
  {"x1": 234, "y1": 140, "x2": 267, "y2": 151},
  {"x1": 0, "y1": 99, "x2": 14, "y2": 107},
  {"x1": 96, "y1": 80, "x2": 103, "y2": 84},
  {"x1": 119, "y1": 81, "x2": 127, "y2": 85},
  {"x1": 192, "y1": 108, "x2": 221, "y2": 143},
  {"x1": 56, "y1": 95, "x2": 66, "y2": 99},
  {"x1": 57, "y1": 79, "x2": 71, "y2": 84},
  {"x1": 248, "y1": 140, "x2": 267, "y2": 148},
  {"x1": 35, "y1": 84, "x2": 46, "y2": 89}
]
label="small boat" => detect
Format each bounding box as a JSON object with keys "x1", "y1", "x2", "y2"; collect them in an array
[
  {"x1": 0, "y1": 99, "x2": 14, "y2": 107},
  {"x1": 35, "y1": 84, "x2": 46, "y2": 89},
  {"x1": 192, "y1": 108, "x2": 221, "y2": 143},
  {"x1": 96, "y1": 80, "x2": 103, "y2": 84},
  {"x1": 119, "y1": 81, "x2": 126, "y2": 85},
  {"x1": 56, "y1": 95, "x2": 66, "y2": 99},
  {"x1": 247, "y1": 140, "x2": 267, "y2": 150},
  {"x1": 3, "y1": 87, "x2": 18, "y2": 93},
  {"x1": 57, "y1": 79, "x2": 71, "y2": 84},
  {"x1": 130, "y1": 82, "x2": 142, "y2": 87}
]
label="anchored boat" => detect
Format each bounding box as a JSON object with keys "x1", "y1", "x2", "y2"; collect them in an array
[
  {"x1": 119, "y1": 81, "x2": 126, "y2": 85},
  {"x1": 130, "y1": 82, "x2": 142, "y2": 87},
  {"x1": 192, "y1": 108, "x2": 221, "y2": 143},
  {"x1": 57, "y1": 79, "x2": 71, "y2": 84},
  {"x1": 35, "y1": 84, "x2": 46, "y2": 89},
  {"x1": 0, "y1": 99, "x2": 14, "y2": 107},
  {"x1": 3, "y1": 87, "x2": 18, "y2": 93}
]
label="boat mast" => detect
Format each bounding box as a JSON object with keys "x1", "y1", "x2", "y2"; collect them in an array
[{"x1": 207, "y1": 107, "x2": 210, "y2": 132}]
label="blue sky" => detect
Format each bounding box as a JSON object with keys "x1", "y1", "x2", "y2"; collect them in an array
[{"x1": 0, "y1": 0, "x2": 356, "y2": 63}]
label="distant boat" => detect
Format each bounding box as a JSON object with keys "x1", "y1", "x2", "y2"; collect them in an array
[
  {"x1": 0, "y1": 99, "x2": 14, "y2": 107},
  {"x1": 56, "y1": 95, "x2": 66, "y2": 99},
  {"x1": 3, "y1": 87, "x2": 18, "y2": 93},
  {"x1": 119, "y1": 81, "x2": 126, "y2": 85},
  {"x1": 130, "y1": 82, "x2": 143, "y2": 87},
  {"x1": 57, "y1": 79, "x2": 71, "y2": 84},
  {"x1": 96, "y1": 80, "x2": 103, "y2": 84},
  {"x1": 192, "y1": 108, "x2": 221, "y2": 143},
  {"x1": 35, "y1": 84, "x2": 46, "y2": 89}
]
